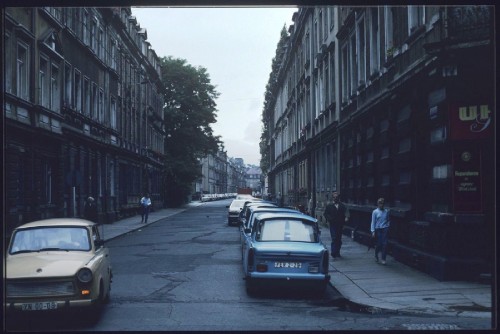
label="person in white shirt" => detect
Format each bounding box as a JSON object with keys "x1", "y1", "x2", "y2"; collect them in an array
[
  {"x1": 140, "y1": 193, "x2": 152, "y2": 224},
  {"x1": 371, "y1": 198, "x2": 391, "y2": 265}
]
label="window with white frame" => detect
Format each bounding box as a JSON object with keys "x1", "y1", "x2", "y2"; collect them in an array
[
  {"x1": 384, "y1": 6, "x2": 394, "y2": 58},
  {"x1": 349, "y1": 32, "x2": 357, "y2": 95},
  {"x1": 82, "y1": 10, "x2": 89, "y2": 45},
  {"x1": 17, "y1": 42, "x2": 30, "y2": 100},
  {"x1": 92, "y1": 83, "x2": 98, "y2": 119},
  {"x1": 341, "y1": 44, "x2": 348, "y2": 102},
  {"x1": 51, "y1": 63, "x2": 60, "y2": 112},
  {"x1": 74, "y1": 69, "x2": 82, "y2": 112},
  {"x1": 110, "y1": 97, "x2": 117, "y2": 129},
  {"x1": 90, "y1": 18, "x2": 97, "y2": 51},
  {"x1": 64, "y1": 62, "x2": 72, "y2": 107},
  {"x1": 357, "y1": 15, "x2": 366, "y2": 85},
  {"x1": 369, "y1": 7, "x2": 380, "y2": 75},
  {"x1": 98, "y1": 27, "x2": 104, "y2": 59},
  {"x1": 39, "y1": 56, "x2": 49, "y2": 108},
  {"x1": 83, "y1": 77, "x2": 90, "y2": 115},
  {"x1": 98, "y1": 89, "x2": 104, "y2": 122}
]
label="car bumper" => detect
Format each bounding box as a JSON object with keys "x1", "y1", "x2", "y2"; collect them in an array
[
  {"x1": 247, "y1": 272, "x2": 330, "y2": 281},
  {"x1": 227, "y1": 215, "x2": 240, "y2": 225},
  {"x1": 5, "y1": 298, "x2": 96, "y2": 312}
]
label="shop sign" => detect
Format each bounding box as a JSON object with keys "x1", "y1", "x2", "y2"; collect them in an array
[
  {"x1": 450, "y1": 104, "x2": 493, "y2": 140},
  {"x1": 452, "y1": 147, "x2": 482, "y2": 212}
]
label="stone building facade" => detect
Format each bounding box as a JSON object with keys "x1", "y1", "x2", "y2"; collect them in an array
[
  {"x1": 265, "y1": 6, "x2": 494, "y2": 280},
  {"x1": 4, "y1": 7, "x2": 165, "y2": 234}
]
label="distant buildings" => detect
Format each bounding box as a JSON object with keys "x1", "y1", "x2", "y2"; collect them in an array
[{"x1": 263, "y1": 6, "x2": 494, "y2": 280}]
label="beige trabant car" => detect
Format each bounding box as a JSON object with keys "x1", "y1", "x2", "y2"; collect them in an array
[{"x1": 5, "y1": 218, "x2": 113, "y2": 316}]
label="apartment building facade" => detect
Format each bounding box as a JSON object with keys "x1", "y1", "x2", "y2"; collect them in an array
[
  {"x1": 4, "y1": 7, "x2": 165, "y2": 233},
  {"x1": 266, "y1": 6, "x2": 494, "y2": 280}
]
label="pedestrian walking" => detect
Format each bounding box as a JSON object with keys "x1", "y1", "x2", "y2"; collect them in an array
[
  {"x1": 371, "y1": 197, "x2": 391, "y2": 265},
  {"x1": 83, "y1": 196, "x2": 98, "y2": 223},
  {"x1": 140, "y1": 193, "x2": 152, "y2": 224},
  {"x1": 307, "y1": 195, "x2": 314, "y2": 217},
  {"x1": 323, "y1": 191, "x2": 349, "y2": 259}
]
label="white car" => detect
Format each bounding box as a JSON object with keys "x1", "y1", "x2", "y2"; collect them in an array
[{"x1": 5, "y1": 218, "x2": 113, "y2": 319}]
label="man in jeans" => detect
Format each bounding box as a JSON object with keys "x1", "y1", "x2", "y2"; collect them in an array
[{"x1": 371, "y1": 198, "x2": 390, "y2": 265}]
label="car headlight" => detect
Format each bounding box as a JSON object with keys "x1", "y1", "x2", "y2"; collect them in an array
[{"x1": 77, "y1": 268, "x2": 93, "y2": 283}]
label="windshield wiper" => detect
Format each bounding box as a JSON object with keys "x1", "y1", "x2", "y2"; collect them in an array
[
  {"x1": 37, "y1": 247, "x2": 69, "y2": 252},
  {"x1": 10, "y1": 249, "x2": 38, "y2": 255}
]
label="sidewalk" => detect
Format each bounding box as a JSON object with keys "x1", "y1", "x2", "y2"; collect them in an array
[
  {"x1": 320, "y1": 225, "x2": 493, "y2": 319},
  {"x1": 97, "y1": 203, "x2": 492, "y2": 319}
]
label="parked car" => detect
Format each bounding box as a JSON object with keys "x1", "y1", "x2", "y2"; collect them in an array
[
  {"x1": 238, "y1": 200, "x2": 276, "y2": 228},
  {"x1": 241, "y1": 212, "x2": 329, "y2": 294},
  {"x1": 239, "y1": 206, "x2": 300, "y2": 244},
  {"x1": 5, "y1": 218, "x2": 113, "y2": 319},
  {"x1": 226, "y1": 199, "x2": 248, "y2": 226}
]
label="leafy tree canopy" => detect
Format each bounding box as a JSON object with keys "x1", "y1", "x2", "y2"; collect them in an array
[{"x1": 160, "y1": 56, "x2": 221, "y2": 206}]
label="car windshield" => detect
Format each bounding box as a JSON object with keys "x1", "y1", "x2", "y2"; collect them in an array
[
  {"x1": 9, "y1": 226, "x2": 91, "y2": 254},
  {"x1": 257, "y1": 219, "x2": 316, "y2": 243}
]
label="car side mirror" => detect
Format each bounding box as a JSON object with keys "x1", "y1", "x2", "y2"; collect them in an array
[
  {"x1": 226, "y1": 205, "x2": 229, "y2": 208},
  {"x1": 244, "y1": 228, "x2": 251, "y2": 234},
  {"x1": 95, "y1": 239, "x2": 105, "y2": 248}
]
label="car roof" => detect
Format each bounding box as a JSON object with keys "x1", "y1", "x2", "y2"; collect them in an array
[
  {"x1": 14, "y1": 218, "x2": 96, "y2": 230},
  {"x1": 249, "y1": 206, "x2": 295, "y2": 213},
  {"x1": 230, "y1": 199, "x2": 248, "y2": 206},
  {"x1": 255, "y1": 212, "x2": 317, "y2": 222}
]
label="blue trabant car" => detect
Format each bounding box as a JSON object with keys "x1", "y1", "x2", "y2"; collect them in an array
[{"x1": 242, "y1": 212, "x2": 330, "y2": 294}]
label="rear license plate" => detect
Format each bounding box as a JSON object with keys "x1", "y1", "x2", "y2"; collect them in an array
[
  {"x1": 274, "y1": 262, "x2": 302, "y2": 269},
  {"x1": 21, "y1": 302, "x2": 57, "y2": 311}
]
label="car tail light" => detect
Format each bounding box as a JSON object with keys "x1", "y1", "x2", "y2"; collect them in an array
[
  {"x1": 256, "y1": 264, "x2": 268, "y2": 272},
  {"x1": 247, "y1": 248, "x2": 255, "y2": 272},
  {"x1": 322, "y1": 251, "x2": 329, "y2": 274},
  {"x1": 309, "y1": 263, "x2": 320, "y2": 273}
]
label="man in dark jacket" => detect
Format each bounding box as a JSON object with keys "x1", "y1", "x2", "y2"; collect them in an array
[
  {"x1": 84, "y1": 196, "x2": 98, "y2": 223},
  {"x1": 323, "y1": 191, "x2": 349, "y2": 259}
]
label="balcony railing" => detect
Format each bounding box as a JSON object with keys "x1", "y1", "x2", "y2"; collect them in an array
[{"x1": 447, "y1": 6, "x2": 491, "y2": 43}]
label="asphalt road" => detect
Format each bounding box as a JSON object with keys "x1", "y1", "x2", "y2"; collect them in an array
[{"x1": 5, "y1": 200, "x2": 491, "y2": 331}]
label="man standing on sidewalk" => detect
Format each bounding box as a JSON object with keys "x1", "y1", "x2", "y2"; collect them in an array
[
  {"x1": 371, "y1": 198, "x2": 390, "y2": 265},
  {"x1": 324, "y1": 191, "x2": 349, "y2": 259},
  {"x1": 140, "y1": 193, "x2": 152, "y2": 224}
]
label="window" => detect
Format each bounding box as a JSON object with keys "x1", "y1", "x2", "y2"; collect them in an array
[
  {"x1": 259, "y1": 219, "x2": 316, "y2": 242},
  {"x1": 64, "y1": 63, "x2": 72, "y2": 107},
  {"x1": 39, "y1": 56, "x2": 49, "y2": 107},
  {"x1": 369, "y1": 7, "x2": 380, "y2": 74},
  {"x1": 366, "y1": 151, "x2": 374, "y2": 162},
  {"x1": 83, "y1": 78, "x2": 90, "y2": 115},
  {"x1": 98, "y1": 89, "x2": 104, "y2": 122},
  {"x1": 399, "y1": 137, "x2": 411, "y2": 153},
  {"x1": 357, "y1": 16, "x2": 366, "y2": 85},
  {"x1": 110, "y1": 97, "x2": 117, "y2": 129},
  {"x1": 384, "y1": 6, "x2": 394, "y2": 58},
  {"x1": 5, "y1": 33, "x2": 13, "y2": 94},
  {"x1": 74, "y1": 70, "x2": 82, "y2": 112},
  {"x1": 349, "y1": 33, "x2": 357, "y2": 95},
  {"x1": 397, "y1": 105, "x2": 411, "y2": 122},
  {"x1": 430, "y1": 126, "x2": 447, "y2": 143},
  {"x1": 92, "y1": 83, "x2": 98, "y2": 119},
  {"x1": 432, "y1": 165, "x2": 451, "y2": 179},
  {"x1": 380, "y1": 119, "x2": 390, "y2": 132},
  {"x1": 51, "y1": 63, "x2": 60, "y2": 112},
  {"x1": 381, "y1": 146, "x2": 389, "y2": 159},
  {"x1": 399, "y1": 170, "x2": 411, "y2": 184},
  {"x1": 82, "y1": 10, "x2": 89, "y2": 45},
  {"x1": 381, "y1": 173, "x2": 390, "y2": 186},
  {"x1": 17, "y1": 42, "x2": 30, "y2": 100},
  {"x1": 408, "y1": 6, "x2": 425, "y2": 34}
]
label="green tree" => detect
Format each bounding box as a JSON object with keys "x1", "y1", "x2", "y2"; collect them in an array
[
  {"x1": 260, "y1": 26, "x2": 289, "y2": 175},
  {"x1": 160, "y1": 56, "x2": 221, "y2": 206}
]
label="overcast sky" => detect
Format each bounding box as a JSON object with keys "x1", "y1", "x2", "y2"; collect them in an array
[{"x1": 131, "y1": 7, "x2": 297, "y2": 166}]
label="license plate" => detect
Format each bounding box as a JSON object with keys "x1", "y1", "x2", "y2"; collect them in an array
[
  {"x1": 274, "y1": 262, "x2": 302, "y2": 269},
  {"x1": 21, "y1": 302, "x2": 57, "y2": 311}
]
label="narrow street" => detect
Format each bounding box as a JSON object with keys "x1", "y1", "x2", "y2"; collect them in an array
[{"x1": 7, "y1": 200, "x2": 490, "y2": 331}]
